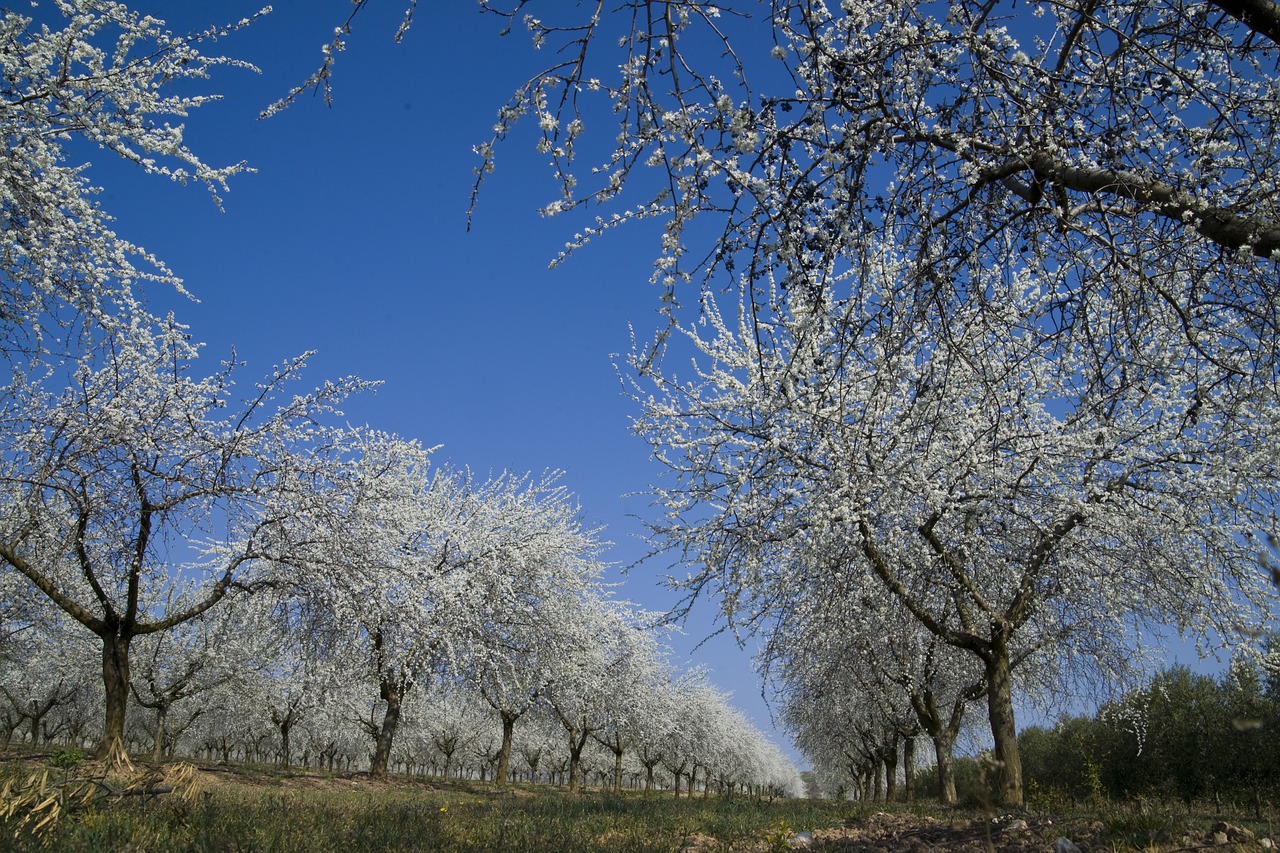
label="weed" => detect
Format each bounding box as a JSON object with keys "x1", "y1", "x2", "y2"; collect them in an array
[
  {"x1": 1102, "y1": 808, "x2": 1182, "y2": 848},
  {"x1": 761, "y1": 818, "x2": 794, "y2": 851},
  {"x1": 46, "y1": 749, "x2": 84, "y2": 771}
]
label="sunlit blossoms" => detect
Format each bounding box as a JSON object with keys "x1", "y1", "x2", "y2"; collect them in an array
[
  {"x1": 8, "y1": 0, "x2": 1278, "y2": 808},
  {"x1": 461, "y1": 0, "x2": 1280, "y2": 807},
  {"x1": 0, "y1": 2, "x2": 802, "y2": 793},
  {"x1": 0, "y1": 2, "x2": 262, "y2": 353}
]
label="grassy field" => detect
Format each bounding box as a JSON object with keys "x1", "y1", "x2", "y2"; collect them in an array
[
  {"x1": 2, "y1": 754, "x2": 1275, "y2": 851},
  {"x1": 0, "y1": 757, "x2": 848, "y2": 852}
]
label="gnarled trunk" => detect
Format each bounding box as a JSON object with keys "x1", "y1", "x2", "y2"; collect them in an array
[
  {"x1": 495, "y1": 711, "x2": 517, "y2": 786},
  {"x1": 984, "y1": 632, "x2": 1024, "y2": 808},
  {"x1": 95, "y1": 632, "x2": 132, "y2": 760},
  {"x1": 612, "y1": 746, "x2": 625, "y2": 793},
  {"x1": 566, "y1": 726, "x2": 588, "y2": 793},
  {"x1": 370, "y1": 674, "x2": 404, "y2": 777},
  {"x1": 272, "y1": 702, "x2": 299, "y2": 768},
  {"x1": 151, "y1": 703, "x2": 169, "y2": 761},
  {"x1": 933, "y1": 732, "x2": 958, "y2": 804},
  {"x1": 643, "y1": 760, "x2": 660, "y2": 794},
  {"x1": 882, "y1": 738, "x2": 898, "y2": 802},
  {"x1": 902, "y1": 736, "x2": 916, "y2": 802},
  {"x1": 910, "y1": 683, "x2": 974, "y2": 806}
]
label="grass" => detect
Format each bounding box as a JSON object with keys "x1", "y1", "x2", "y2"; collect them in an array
[
  {"x1": 0, "y1": 761, "x2": 851, "y2": 852},
  {"x1": 3, "y1": 756, "x2": 1275, "y2": 851}
]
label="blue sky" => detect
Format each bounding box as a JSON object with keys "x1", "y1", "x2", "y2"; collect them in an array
[{"x1": 85, "y1": 3, "x2": 788, "y2": 751}]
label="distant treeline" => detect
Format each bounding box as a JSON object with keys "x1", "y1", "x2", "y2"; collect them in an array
[{"x1": 914, "y1": 660, "x2": 1277, "y2": 813}]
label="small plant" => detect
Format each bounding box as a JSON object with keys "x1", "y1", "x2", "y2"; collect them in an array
[
  {"x1": 1102, "y1": 809, "x2": 1182, "y2": 848},
  {"x1": 47, "y1": 748, "x2": 85, "y2": 770},
  {"x1": 761, "y1": 818, "x2": 794, "y2": 852}
]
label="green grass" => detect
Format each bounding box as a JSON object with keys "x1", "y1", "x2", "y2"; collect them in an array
[
  {"x1": 0, "y1": 765, "x2": 851, "y2": 852},
  {"x1": 8, "y1": 758, "x2": 1271, "y2": 852}
]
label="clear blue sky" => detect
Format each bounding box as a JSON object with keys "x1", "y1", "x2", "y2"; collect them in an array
[{"x1": 87, "y1": 2, "x2": 789, "y2": 752}]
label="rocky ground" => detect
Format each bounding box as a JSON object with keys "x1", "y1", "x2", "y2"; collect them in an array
[{"x1": 772, "y1": 810, "x2": 1273, "y2": 853}]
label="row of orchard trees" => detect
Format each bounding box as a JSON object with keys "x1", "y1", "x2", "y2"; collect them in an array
[
  {"x1": 4, "y1": 0, "x2": 1280, "y2": 811},
  {"x1": 773, "y1": 591, "x2": 988, "y2": 805},
  {"x1": 0, "y1": 220, "x2": 801, "y2": 796},
  {"x1": 636, "y1": 259, "x2": 1279, "y2": 806},
  {"x1": 0, "y1": 1, "x2": 801, "y2": 797},
  {"x1": 0, "y1": 592, "x2": 801, "y2": 797},
  {"x1": 456, "y1": 0, "x2": 1280, "y2": 809}
]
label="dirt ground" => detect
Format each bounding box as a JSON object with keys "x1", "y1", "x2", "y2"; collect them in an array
[{"x1": 777, "y1": 810, "x2": 1272, "y2": 853}]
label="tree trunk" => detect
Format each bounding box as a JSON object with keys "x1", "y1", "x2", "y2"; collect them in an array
[
  {"x1": 613, "y1": 747, "x2": 624, "y2": 793},
  {"x1": 152, "y1": 704, "x2": 168, "y2": 761},
  {"x1": 95, "y1": 632, "x2": 132, "y2": 760},
  {"x1": 273, "y1": 703, "x2": 298, "y2": 768},
  {"x1": 933, "y1": 733, "x2": 958, "y2": 804},
  {"x1": 279, "y1": 719, "x2": 293, "y2": 768},
  {"x1": 568, "y1": 747, "x2": 583, "y2": 793},
  {"x1": 440, "y1": 748, "x2": 456, "y2": 778},
  {"x1": 984, "y1": 635, "x2": 1024, "y2": 809},
  {"x1": 912, "y1": 685, "x2": 971, "y2": 806},
  {"x1": 25, "y1": 687, "x2": 71, "y2": 747},
  {"x1": 882, "y1": 739, "x2": 898, "y2": 802},
  {"x1": 370, "y1": 676, "x2": 404, "y2": 778},
  {"x1": 27, "y1": 707, "x2": 46, "y2": 745},
  {"x1": 567, "y1": 729, "x2": 586, "y2": 793},
  {"x1": 495, "y1": 712, "x2": 517, "y2": 787},
  {"x1": 903, "y1": 736, "x2": 916, "y2": 802}
]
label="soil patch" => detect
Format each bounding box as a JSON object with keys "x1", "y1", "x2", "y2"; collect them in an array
[{"x1": 794, "y1": 811, "x2": 1271, "y2": 852}]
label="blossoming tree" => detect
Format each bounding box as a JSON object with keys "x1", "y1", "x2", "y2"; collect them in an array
[
  {"x1": 459, "y1": 0, "x2": 1278, "y2": 378},
  {"x1": 631, "y1": 256, "x2": 1278, "y2": 806},
  {"x1": 0, "y1": 2, "x2": 260, "y2": 353},
  {"x1": 398, "y1": 0, "x2": 1280, "y2": 807},
  {"x1": 459, "y1": 507, "x2": 612, "y2": 786},
  {"x1": 765, "y1": 574, "x2": 987, "y2": 803},
  {"x1": 303, "y1": 1, "x2": 1280, "y2": 806},
  {"x1": 287, "y1": 430, "x2": 617, "y2": 779},
  {"x1": 0, "y1": 311, "x2": 364, "y2": 759}
]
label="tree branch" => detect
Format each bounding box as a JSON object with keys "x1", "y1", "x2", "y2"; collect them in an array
[
  {"x1": 1206, "y1": 0, "x2": 1280, "y2": 45},
  {"x1": 1022, "y1": 152, "x2": 1280, "y2": 258},
  {"x1": 0, "y1": 543, "x2": 106, "y2": 635}
]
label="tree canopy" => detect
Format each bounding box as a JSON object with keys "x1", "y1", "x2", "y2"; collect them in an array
[
  {"x1": 2, "y1": 0, "x2": 1277, "y2": 807},
  {"x1": 0, "y1": 3, "x2": 259, "y2": 354},
  {"x1": 457, "y1": 0, "x2": 1280, "y2": 806}
]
